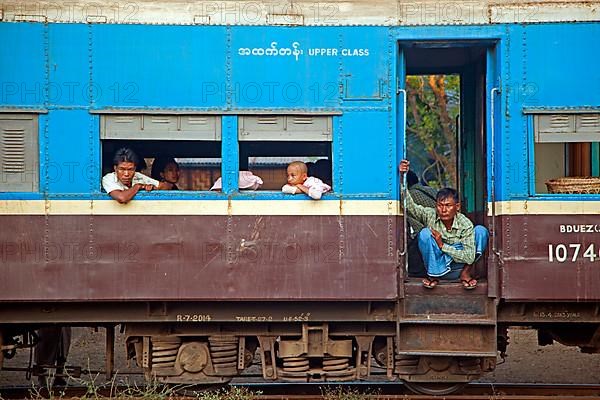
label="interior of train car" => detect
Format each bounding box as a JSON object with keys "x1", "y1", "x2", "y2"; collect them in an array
[{"x1": 534, "y1": 116, "x2": 600, "y2": 193}]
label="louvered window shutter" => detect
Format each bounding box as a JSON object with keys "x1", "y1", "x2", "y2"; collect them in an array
[
  {"x1": 238, "y1": 115, "x2": 332, "y2": 141},
  {"x1": 535, "y1": 113, "x2": 600, "y2": 142},
  {"x1": 0, "y1": 114, "x2": 38, "y2": 192}
]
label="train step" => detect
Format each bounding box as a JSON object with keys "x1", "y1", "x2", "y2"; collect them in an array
[
  {"x1": 400, "y1": 279, "x2": 495, "y2": 323},
  {"x1": 395, "y1": 322, "x2": 497, "y2": 356},
  {"x1": 403, "y1": 279, "x2": 488, "y2": 295},
  {"x1": 397, "y1": 316, "x2": 497, "y2": 357}
]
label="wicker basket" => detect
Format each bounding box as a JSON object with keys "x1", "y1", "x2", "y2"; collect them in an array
[{"x1": 545, "y1": 177, "x2": 600, "y2": 194}]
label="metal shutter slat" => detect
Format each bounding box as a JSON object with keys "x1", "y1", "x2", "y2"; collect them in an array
[{"x1": 0, "y1": 115, "x2": 38, "y2": 191}]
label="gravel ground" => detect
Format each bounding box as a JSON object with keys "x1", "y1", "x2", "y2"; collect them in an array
[{"x1": 1, "y1": 327, "x2": 599, "y2": 387}]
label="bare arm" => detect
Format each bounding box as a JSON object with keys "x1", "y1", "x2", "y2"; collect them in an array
[
  {"x1": 399, "y1": 159, "x2": 435, "y2": 225},
  {"x1": 295, "y1": 184, "x2": 310, "y2": 195},
  {"x1": 109, "y1": 183, "x2": 153, "y2": 204}
]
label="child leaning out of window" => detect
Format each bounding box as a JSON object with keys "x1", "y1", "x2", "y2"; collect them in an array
[{"x1": 282, "y1": 161, "x2": 331, "y2": 200}]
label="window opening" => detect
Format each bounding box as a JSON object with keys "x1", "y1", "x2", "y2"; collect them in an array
[
  {"x1": 238, "y1": 115, "x2": 333, "y2": 191},
  {"x1": 101, "y1": 115, "x2": 221, "y2": 191},
  {"x1": 533, "y1": 113, "x2": 600, "y2": 194}
]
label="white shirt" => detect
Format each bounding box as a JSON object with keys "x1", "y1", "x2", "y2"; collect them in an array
[
  {"x1": 102, "y1": 172, "x2": 159, "y2": 194},
  {"x1": 282, "y1": 176, "x2": 331, "y2": 200}
]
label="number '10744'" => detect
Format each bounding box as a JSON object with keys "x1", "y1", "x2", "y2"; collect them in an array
[{"x1": 548, "y1": 243, "x2": 599, "y2": 263}]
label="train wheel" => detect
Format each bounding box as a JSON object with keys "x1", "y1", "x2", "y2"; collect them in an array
[{"x1": 403, "y1": 381, "x2": 466, "y2": 395}]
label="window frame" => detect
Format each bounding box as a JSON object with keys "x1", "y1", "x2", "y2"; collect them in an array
[
  {"x1": 99, "y1": 113, "x2": 223, "y2": 195},
  {"x1": 527, "y1": 110, "x2": 600, "y2": 197},
  {"x1": 236, "y1": 114, "x2": 334, "y2": 197}
]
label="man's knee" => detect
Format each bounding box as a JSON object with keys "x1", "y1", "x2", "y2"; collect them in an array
[
  {"x1": 417, "y1": 228, "x2": 433, "y2": 242},
  {"x1": 417, "y1": 228, "x2": 437, "y2": 253},
  {"x1": 474, "y1": 225, "x2": 489, "y2": 242}
]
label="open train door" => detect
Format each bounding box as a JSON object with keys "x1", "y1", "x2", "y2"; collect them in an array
[
  {"x1": 395, "y1": 40, "x2": 500, "y2": 394},
  {"x1": 396, "y1": 46, "x2": 408, "y2": 297},
  {"x1": 486, "y1": 43, "x2": 501, "y2": 299}
]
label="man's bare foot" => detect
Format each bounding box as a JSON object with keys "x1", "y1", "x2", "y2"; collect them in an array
[
  {"x1": 461, "y1": 278, "x2": 478, "y2": 289},
  {"x1": 460, "y1": 266, "x2": 477, "y2": 290}
]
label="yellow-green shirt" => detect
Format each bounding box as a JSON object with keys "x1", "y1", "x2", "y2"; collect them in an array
[{"x1": 404, "y1": 190, "x2": 476, "y2": 264}]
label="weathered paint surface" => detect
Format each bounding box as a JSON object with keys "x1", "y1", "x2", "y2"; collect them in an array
[
  {"x1": 3, "y1": 212, "x2": 600, "y2": 302},
  {"x1": 0, "y1": 215, "x2": 399, "y2": 301},
  {"x1": 0, "y1": 0, "x2": 598, "y2": 25},
  {"x1": 499, "y1": 215, "x2": 600, "y2": 301}
]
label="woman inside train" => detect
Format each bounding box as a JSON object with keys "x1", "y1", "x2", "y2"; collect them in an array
[{"x1": 151, "y1": 156, "x2": 181, "y2": 190}]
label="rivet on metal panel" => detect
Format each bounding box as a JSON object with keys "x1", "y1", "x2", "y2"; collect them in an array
[
  {"x1": 388, "y1": 201, "x2": 394, "y2": 258},
  {"x1": 142, "y1": 336, "x2": 150, "y2": 368},
  {"x1": 225, "y1": 26, "x2": 232, "y2": 110},
  {"x1": 226, "y1": 199, "x2": 235, "y2": 264},
  {"x1": 237, "y1": 337, "x2": 246, "y2": 370},
  {"x1": 386, "y1": 336, "x2": 394, "y2": 378},
  {"x1": 338, "y1": 206, "x2": 345, "y2": 262},
  {"x1": 43, "y1": 24, "x2": 50, "y2": 262},
  {"x1": 387, "y1": 28, "x2": 395, "y2": 258}
]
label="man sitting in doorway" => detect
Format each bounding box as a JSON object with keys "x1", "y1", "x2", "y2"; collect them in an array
[
  {"x1": 102, "y1": 147, "x2": 168, "y2": 204},
  {"x1": 399, "y1": 159, "x2": 489, "y2": 289}
]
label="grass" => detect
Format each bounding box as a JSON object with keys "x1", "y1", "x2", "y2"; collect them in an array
[
  {"x1": 23, "y1": 371, "x2": 261, "y2": 400},
  {"x1": 321, "y1": 386, "x2": 381, "y2": 400}
]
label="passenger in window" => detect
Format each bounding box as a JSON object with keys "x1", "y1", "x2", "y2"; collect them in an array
[
  {"x1": 151, "y1": 156, "x2": 181, "y2": 190},
  {"x1": 282, "y1": 161, "x2": 331, "y2": 200},
  {"x1": 398, "y1": 159, "x2": 489, "y2": 290},
  {"x1": 315, "y1": 158, "x2": 332, "y2": 187},
  {"x1": 102, "y1": 147, "x2": 167, "y2": 203}
]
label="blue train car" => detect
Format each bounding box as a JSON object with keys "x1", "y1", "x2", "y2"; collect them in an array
[{"x1": 1, "y1": 1, "x2": 599, "y2": 393}]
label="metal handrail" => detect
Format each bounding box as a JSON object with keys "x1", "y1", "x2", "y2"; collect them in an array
[
  {"x1": 397, "y1": 88, "x2": 408, "y2": 273},
  {"x1": 490, "y1": 87, "x2": 500, "y2": 256}
]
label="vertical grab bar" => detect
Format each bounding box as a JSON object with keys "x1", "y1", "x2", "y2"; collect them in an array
[
  {"x1": 397, "y1": 88, "x2": 408, "y2": 274},
  {"x1": 456, "y1": 113, "x2": 461, "y2": 204},
  {"x1": 490, "y1": 87, "x2": 500, "y2": 256}
]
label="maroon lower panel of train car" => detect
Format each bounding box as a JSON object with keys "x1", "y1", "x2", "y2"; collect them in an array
[
  {"x1": 0, "y1": 215, "x2": 399, "y2": 301},
  {"x1": 499, "y1": 214, "x2": 600, "y2": 301}
]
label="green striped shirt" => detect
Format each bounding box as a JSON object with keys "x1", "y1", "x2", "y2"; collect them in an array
[{"x1": 404, "y1": 190, "x2": 476, "y2": 265}]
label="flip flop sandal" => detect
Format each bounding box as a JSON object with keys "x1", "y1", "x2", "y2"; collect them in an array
[
  {"x1": 422, "y1": 278, "x2": 439, "y2": 289},
  {"x1": 461, "y1": 279, "x2": 478, "y2": 290}
]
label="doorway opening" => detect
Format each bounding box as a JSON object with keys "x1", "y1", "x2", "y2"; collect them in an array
[{"x1": 401, "y1": 41, "x2": 492, "y2": 280}]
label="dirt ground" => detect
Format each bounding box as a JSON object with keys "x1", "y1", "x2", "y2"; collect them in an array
[{"x1": 1, "y1": 327, "x2": 599, "y2": 387}]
